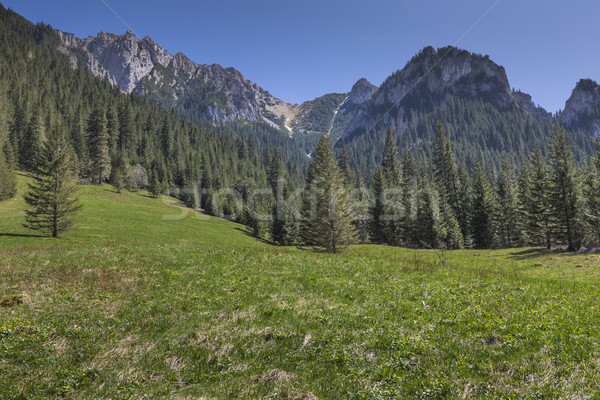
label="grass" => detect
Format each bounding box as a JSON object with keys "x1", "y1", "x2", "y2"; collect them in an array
[{"x1": 1, "y1": 180, "x2": 600, "y2": 399}]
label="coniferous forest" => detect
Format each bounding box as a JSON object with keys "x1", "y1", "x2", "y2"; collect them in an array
[{"x1": 1, "y1": 4, "x2": 599, "y2": 251}]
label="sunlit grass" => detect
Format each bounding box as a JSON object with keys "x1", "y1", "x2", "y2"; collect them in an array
[{"x1": 1, "y1": 181, "x2": 599, "y2": 399}]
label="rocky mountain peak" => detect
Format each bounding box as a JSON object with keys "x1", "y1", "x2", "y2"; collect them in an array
[
  {"x1": 560, "y1": 79, "x2": 600, "y2": 133},
  {"x1": 512, "y1": 90, "x2": 552, "y2": 121},
  {"x1": 341, "y1": 46, "x2": 515, "y2": 140},
  {"x1": 348, "y1": 78, "x2": 377, "y2": 105}
]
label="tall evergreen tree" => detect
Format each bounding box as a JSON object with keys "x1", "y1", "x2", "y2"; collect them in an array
[
  {"x1": 20, "y1": 109, "x2": 45, "y2": 170},
  {"x1": 495, "y1": 155, "x2": 520, "y2": 247},
  {"x1": 433, "y1": 122, "x2": 460, "y2": 216},
  {"x1": 302, "y1": 132, "x2": 356, "y2": 253},
  {"x1": 87, "y1": 107, "x2": 111, "y2": 184},
  {"x1": 521, "y1": 147, "x2": 553, "y2": 248},
  {"x1": 582, "y1": 140, "x2": 600, "y2": 245},
  {"x1": 117, "y1": 102, "x2": 134, "y2": 155},
  {"x1": 369, "y1": 127, "x2": 403, "y2": 245},
  {"x1": 548, "y1": 127, "x2": 582, "y2": 250},
  {"x1": 470, "y1": 164, "x2": 494, "y2": 249},
  {"x1": 23, "y1": 124, "x2": 81, "y2": 237},
  {"x1": 432, "y1": 122, "x2": 464, "y2": 248},
  {"x1": 109, "y1": 150, "x2": 129, "y2": 193}
]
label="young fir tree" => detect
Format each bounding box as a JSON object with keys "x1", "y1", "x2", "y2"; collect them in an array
[
  {"x1": 413, "y1": 187, "x2": 444, "y2": 249},
  {"x1": 302, "y1": 132, "x2": 356, "y2": 253},
  {"x1": 109, "y1": 150, "x2": 129, "y2": 193},
  {"x1": 87, "y1": 107, "x2": 111, "y2": 184},
  {"x1": 23, "y1": 124, "x2": 81, "y2": 237},
  {"x1": 495, "y1": 155, "x2": 521, "y2": 247},
  {"x1": 470, "y1": 164, "x2": 494, "y2": 249},
  {"x1": 521, "y1": 146, "x2": 553, "y2": 248},
  {"x1": 548, "y1": 127, "x2": 582, "y2": 250}
]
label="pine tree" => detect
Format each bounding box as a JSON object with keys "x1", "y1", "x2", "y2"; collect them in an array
[
  {"x1": 470, "y1": 164, "x2": 494, "y2": 249},
  {"x1": 23, "y1": 124, "x2": 81, "y2": 237},
  {"x1": 495, "y1": 155, "x2": 520, "y2": 247},
  {"x1": 432, "y1": 122, "x2": 464, "y2": 248},
  {"x1": 369, "y1": 128, "x2": 403, "y2": 245},
  {"x1": 20, "y1": 109, "x2": 45, "y2": 170},
  {"x1": 117, "y1": 102, "x2": 134, "y2": 155},
  {"x1": 337, "y1": 141, "x2": 354, "y2": 185},
  {"x1": 522, "y1": 147, "x2": 553, "y2": 248},
  {"x1": 433, "y1": 122, "x2": 460, "y2": 216},
  {"x1": 413, "y1": 188, "x2": 444, "y2": 248},
  {"x1": 302, "y1": 132, "x2": 356, "y2": 253},
  {"x1": 369, "y1": 166, "x2": 388, "y2": 244},
  {"x1": 548, "y1": 127, "x2": 582, "y2": 250},
  {"x1": 109, "y1": 150, "x2": 129, "y2": 193},
  {"x1": 87, "y1": 107, "x2": 111, "y2": 184}
]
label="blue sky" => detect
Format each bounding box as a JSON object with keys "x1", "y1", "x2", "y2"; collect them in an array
[{"x1": 3, "y1": 0, "x2": 599, "y2": 113}]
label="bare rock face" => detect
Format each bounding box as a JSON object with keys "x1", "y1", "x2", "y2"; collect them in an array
[
  {"x1": 560, "y1": 79, "x2": 600, "y2": 134},
  {"x1": 341, "y1": 46, "x2": 550, "y2": 141},
  {"x1": 57, "y1": 30, "x2": 173, "y2": 93},
  {"x1": 57, "y1": 29, "x2": 293, "y2": 124},
  {"x1": 512, "y1": 91, "x2": 552, "y2": 121},
  {"x1": 348, "y1": 78, "x2": 377, "y2": 105}
]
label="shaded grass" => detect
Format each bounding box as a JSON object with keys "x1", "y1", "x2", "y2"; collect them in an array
[{"x1": 1, "y1": 183, "x2": 600, "y2": 399}]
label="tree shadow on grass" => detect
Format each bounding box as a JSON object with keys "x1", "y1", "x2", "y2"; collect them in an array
[
  {"x1": 0, "y1": 232, "x2": 47, "y2": 238},
  {"x1": 232, "y1": 227, "x2": 275, "y2": 246},
  {"x1": 509, "y1": 248, "x2": 556, "y2": 260}
]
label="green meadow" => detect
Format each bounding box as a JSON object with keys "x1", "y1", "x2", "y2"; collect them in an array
[{"x1": 1, "y1": 179, "x2": 600, "y2": 399}]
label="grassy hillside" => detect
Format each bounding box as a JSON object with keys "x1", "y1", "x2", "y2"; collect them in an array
[{"x1": 1, "y1": 181, "x2": 600, "y2": 399}]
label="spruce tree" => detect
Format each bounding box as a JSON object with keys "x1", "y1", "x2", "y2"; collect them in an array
[
  {"x1": 470, "y1": 164, "x2": 494, "y2": 249},
  {"x1": 413, "y1": 188, "x2": 443, "y2": 248},
  {"x1": 117, "y1": 102, "x2": 134, "y2": 155},
  {"x1": 23, "y1": 124, "x2": 81, "y2": 237},
  {"x1": 20, "y1": 110, "x2": 45, "y2": 171},
  {"x1": 302, "y1": 132, "x2": 356, "y2": 253},
  {"x1": 369, "y1": 128, "x2": 403, "y2": 245},
  {"x1": 87, "y1": 107, "x2": 111, "y2": 184},
  {"x1": 433, "y1": 122, "x2": 460, "y2": 216},
  {"x1": 548, "y1": 127, "x2": 582, "y2": 250},
  {"x1": 109, "y1": 150, "x2": 129, "y2": 193},
  {"x1": 495, "y1": 155, "x2": 520, "y2": 247},
  {"x1": 369, "y1": 166, "x2": 388, "y2": 244},
  {"x1": 432, "y1": 122, "x2": 464, "y2": 248},
  {"x1": 522, "y1": 147, "x2": 553, "y2": 248},
  {"x1": 337, "y1": 141, "x2": 354, "y2": 185}
]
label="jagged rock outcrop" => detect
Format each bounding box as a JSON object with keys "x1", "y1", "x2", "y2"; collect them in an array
[
  {"x1": 560, "y1": 79, "x2": 600, "y2": 134},
  {"x1": 512, "y1": 90, "x2": 552, "y2": 121},
  {"x1": 57, "y1": 29, "x2": 294, "y2": 124},
  {"x1": 341, "y1": 46, "x2": 522, "y2": 141},
  {"x1": 348, "y1": 78, "x2": 377, "y2": 105}
]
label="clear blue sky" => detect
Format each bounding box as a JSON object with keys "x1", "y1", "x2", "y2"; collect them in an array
[{"x1": 3, "y1": 0, "x2": 599, "y2": 113}]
